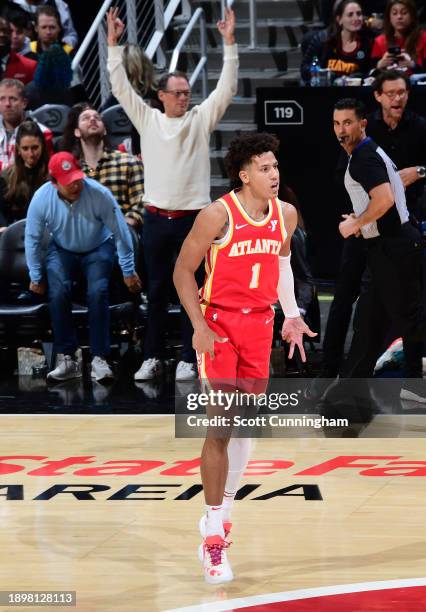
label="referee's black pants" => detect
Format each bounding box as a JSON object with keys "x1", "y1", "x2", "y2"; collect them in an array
[
  {"x1": 321, "y1": 235, "x2": 366, "y2": 375},
  {"x1": 342, "y1": 223, "x2": 425, "y2": 378}
]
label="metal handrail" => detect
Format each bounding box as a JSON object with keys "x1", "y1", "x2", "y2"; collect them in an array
[
  {"x1": 221, "y1": 0, "x2": 257, "y2": 49},
  {"x1": 72, "y1": 0, "x2": 210, "y2": 106},
  {"x1": 169, "y1": 8, "x2": 208, "y2": 99},
  {"x1": 72, "y1": 0, "x2": 188, "y2": 69},
  {"x1": 145, "y1": 0, "x2": 190, "y2": 59}
]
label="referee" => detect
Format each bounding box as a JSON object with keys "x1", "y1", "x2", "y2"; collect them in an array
[{"x1": 332, "y1": 98, "x2": 425, "y2": 400}]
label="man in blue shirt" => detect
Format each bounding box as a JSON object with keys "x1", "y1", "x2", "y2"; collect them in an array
[{"x1": 25, "y1": 151, "x2": 141, "y2": 382}]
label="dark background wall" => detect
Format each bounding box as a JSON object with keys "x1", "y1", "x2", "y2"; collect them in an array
[
  {"x1": 67, "y1": 0, "x2": 105, "y2": 43},
  {"x1": 256, "y1": 86, "x2": 426, "y2": 279}
]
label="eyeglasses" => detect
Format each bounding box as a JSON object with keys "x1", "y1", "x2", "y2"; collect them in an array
[
  {"x1": 164, "y1": 89, "x2": 191, "y2": 98},
  {"x1": 382, "y1": 90, "x2": 408, "y2": 99}
]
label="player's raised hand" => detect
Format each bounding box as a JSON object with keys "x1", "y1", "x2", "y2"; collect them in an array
[
  {"x1": 107, "y1": 7, "x2": 125, "y2": 46},
  {"x1": 281, "y1": 316, "x2": 317, "y2": 362},
  {"x1": 193, "y1": 325, "x2": 228, "y2": 360},
  {"x1": 217, "y1": 8, "x2": 235, "y2": 45}
]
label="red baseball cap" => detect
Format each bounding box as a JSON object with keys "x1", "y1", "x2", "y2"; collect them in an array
[{"x1": 48, "y1": 152, "x2": 85, "y2": 186}]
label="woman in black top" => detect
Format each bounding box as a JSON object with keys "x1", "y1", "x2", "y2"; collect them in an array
[
  {"x1": 323, "y1": 0, "x2": 374, "y2": 78},
  {"x1": 0, "y1": 120, "x2": 49, "y2": 230},
  {"x1": 302, "y1": 0, "x2": 374, "y2": 83}
]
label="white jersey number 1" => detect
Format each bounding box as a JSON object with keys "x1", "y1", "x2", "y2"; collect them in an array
[{"x1": 249, "y1": 263, "x2": 261, "y2": 289}]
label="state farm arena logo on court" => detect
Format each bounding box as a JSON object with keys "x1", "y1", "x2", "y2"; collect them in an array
[{"x1": 0, "y1": 455, "x2": 424, "y2": 501}]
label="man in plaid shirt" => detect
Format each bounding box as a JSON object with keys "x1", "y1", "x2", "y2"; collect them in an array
[{"x1": 63, "y1": 103, "x2": 144, "y2": 229}]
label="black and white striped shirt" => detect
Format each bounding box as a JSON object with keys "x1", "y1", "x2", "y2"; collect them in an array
[{"x1": 344, "y1": 137, "x2": 409, "y2": 239}]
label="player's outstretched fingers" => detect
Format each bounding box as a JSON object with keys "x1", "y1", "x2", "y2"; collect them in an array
[
  {"x1": 305, "y1": 328, "x2": 317, "y2": 338},
  {"x1": 298, "y1": 341, "x2": 307, "y2": 362}
]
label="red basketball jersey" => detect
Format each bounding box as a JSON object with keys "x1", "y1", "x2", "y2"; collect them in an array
[{"x1": 200, "y1": 190, "x2": 287, "y2": 309}]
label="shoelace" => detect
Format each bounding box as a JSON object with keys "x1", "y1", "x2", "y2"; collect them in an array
[
  {"x1": 224, "y1": 522, "x2": 232, "y2": 539},
  {"x1": 206, "y1": 540, "x2": 230, "y2": 566}
]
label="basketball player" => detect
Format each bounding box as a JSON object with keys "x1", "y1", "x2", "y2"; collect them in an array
[{"x1": 173, "y1": 133, "x2": 316, "y2": 584}]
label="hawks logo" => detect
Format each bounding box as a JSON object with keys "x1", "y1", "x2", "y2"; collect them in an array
[{"x1": 269, "y1": 220, "x2": 278, "y2": 232}]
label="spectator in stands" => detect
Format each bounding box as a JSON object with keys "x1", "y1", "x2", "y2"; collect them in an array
[
  {"x1": 366, "y1": 68, "x2": 426, "y2": 388},
  {"x1": 60, "y1": 102, "x2": 144, "y2": 229},
  {"x1": 301, "y1": 0, "x2": 374, "y2": 83},
  {"x1": 368, "y1": 70, "x2": 426, "y2": 219},
  {"x1": 0, "y1": 119, "x2": 48, "y2": 229},
  {"x1": 102, "y1": 44, "x2": 159, "y2": 111},
  {"x1": 0, "y1": 78, "x2": 53, "y2": 169},
  {"x1": 107, "y1": 7, "x2": 238, "y2": 382},
  {"x1": 24, "y1": 43, "x2": 86, "y2": 108},
  {"x1": 371, "y1": 0, "x2": 426, "y2": 73},
  {"x1": 0, "y1": 17, "x2": 36, "y2": 84},
  {"x1": 11, "y1": 0, "x2": 77, "y2": 48},
  {"x1": 101, "y1": 43, "x2": 161, "y2": 156},
  {"x1": 320, "y1": 0, "x2": 386, "y2": 28},
  {"x1": 9, "y1": 11, "x2": 32, "y2": 55},
  {"x1": 24, "y1": 151, "x2": 142, "y2": 382},
  {"x1": 26, "y1": 5, "x2": 73, "y2": 59}
]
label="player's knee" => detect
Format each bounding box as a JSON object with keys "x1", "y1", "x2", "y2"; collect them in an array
[{"x1": 204, "y1": 437, "x2": 230, "y2": 453}]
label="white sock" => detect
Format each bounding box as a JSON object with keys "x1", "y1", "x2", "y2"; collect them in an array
[
  {"x1": 223, "y1": 438, "x2": 253, "y2": 522},
  {"x1": 205, "y1": 504, "x2": 224, "y2": 537}
]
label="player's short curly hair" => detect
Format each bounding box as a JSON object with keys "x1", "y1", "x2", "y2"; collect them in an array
[{"x1": 224, "y1": 132, "x2": 280, "y2": 185}]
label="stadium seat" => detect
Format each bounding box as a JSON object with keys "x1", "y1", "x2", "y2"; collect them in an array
[
  {"x1": 0, "y1": 219, "x2": 51, "y2": 350},
  {"x1": 100, "y1": 105, "x2": 132, "y2": 147},
  {"x1": 30, "y1": 104, "x2": 71, "y2": 136}
]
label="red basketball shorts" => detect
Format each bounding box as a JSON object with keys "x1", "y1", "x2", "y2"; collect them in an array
[{"x1": 197, "y1": 304, "x2": 275, "y2": 394}]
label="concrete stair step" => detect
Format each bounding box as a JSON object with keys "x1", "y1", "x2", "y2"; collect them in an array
[
  {"x1": 210, "y1": 177, "x2": 231, "y2": 201},
  {"x1": 194, "y1": 68, "x2": 300, "y2": 97},
  {"x1": 203, "y1": 21, "x2": 311, "y2": 47},
  {"x1": 168, "y1": 45, "x2": 297, "y2": 72},
  {"x1": 209, "y1": 150, "x2": 227, "y2": 177},
  {"x1": 192, "y1": 95, "x2": 256, "y2": 121},
  {"x1": 211, "y1": 120, "x2": 257, "y2": 149},
  {"x1": 193, "y1": 0, "x2": 318, "y2": 22},
  {"x1": 172, "y1": 19, "x2": 321, "y2": 49}
]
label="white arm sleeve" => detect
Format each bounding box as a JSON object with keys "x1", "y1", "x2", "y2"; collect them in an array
[{"x1": 277, "y1": 254, "x2": 300, "y2": 318}]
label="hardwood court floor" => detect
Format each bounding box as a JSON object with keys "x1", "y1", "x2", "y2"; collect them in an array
[{"x1": 1, "y1": 414, "x2": 426, "y2": 611}]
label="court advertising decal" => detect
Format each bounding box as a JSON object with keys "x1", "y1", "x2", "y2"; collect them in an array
[{"x1": 0, "y1": 454, "x2": 425, "y2": 500}]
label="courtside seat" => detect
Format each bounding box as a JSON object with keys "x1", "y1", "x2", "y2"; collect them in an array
[
  {"x1": 30, "y1": 104, "x2": 71, "y2": 136},
  {"x1": 100, "y1": 105, "x2": 132, "y2": 147},
  {"x1": 0, "y1": 220, "x2": 51, "y2": 345}
]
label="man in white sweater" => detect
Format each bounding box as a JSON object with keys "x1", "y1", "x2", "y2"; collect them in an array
[{"x1": 107, "y1": 7, "x2": 238, "y2": 382}]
